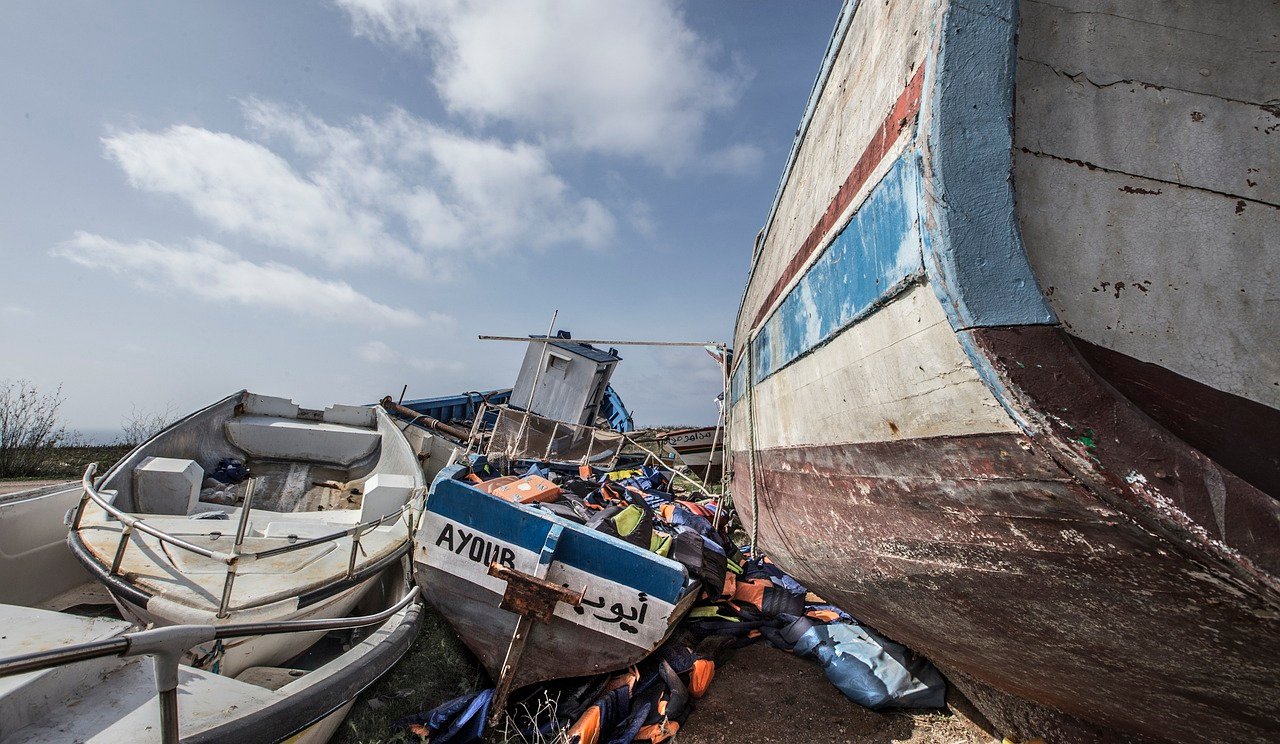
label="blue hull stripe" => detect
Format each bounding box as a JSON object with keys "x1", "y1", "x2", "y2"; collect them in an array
[
  {"x1": 427, "y1": 478, "x2": 688, "y2": 602},
  {"x1": 738, "y1": 154, "x2": 926, "y2": 399}
]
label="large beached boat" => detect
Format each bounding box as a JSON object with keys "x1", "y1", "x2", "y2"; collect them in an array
[{"x1": 728, "y1": 1, "x2": 1278, "y2": 742}]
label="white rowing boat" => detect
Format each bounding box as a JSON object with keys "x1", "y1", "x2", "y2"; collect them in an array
[
  {"x1": 68, "y1": 391, "x2": 424, "y2": 676},
  {"x1": 0, "y1": 584, "x2": 421, "y2": 743},
  {"x1": 0, "y1": 469, "x2": 422, "y2": 743}
]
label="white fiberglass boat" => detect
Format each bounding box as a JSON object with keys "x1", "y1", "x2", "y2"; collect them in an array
[{"x1": 68, "y1": 391, "x2": 424, "y2": 676}]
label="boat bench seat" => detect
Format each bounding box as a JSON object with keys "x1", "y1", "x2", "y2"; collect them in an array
[
  {"x1": 0, "y1": 605, "x2": 132, "y2": 737},
  {"x1": 262, "y1": 520, "x2": 346, "y2": 539},
  {"x1": 225, "y1": 415, "x2": 380, "y2": 467},
  {"x1": 135, "y1": 510, "x2": 361, "y2": 541}
]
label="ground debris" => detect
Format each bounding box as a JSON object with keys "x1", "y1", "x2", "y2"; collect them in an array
[{"x1": 677, "y1": 643, "x2": 994, "y2": 744}]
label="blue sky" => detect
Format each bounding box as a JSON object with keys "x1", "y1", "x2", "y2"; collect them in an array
[{"x1": 0, "y1": 1, "x2": 839, "y2": 435}]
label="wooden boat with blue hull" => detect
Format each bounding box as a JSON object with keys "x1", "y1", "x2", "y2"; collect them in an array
[
  {"x1": 729, "y1": 1, "x2": 1278, "y2": 742},
  {"x1": 413, "y1": 466, "x2": 697, "y2": 690}
]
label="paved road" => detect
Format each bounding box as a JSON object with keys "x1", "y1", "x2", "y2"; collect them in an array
[{"x1": 0, "y1": 479, "x2": 73, "y2": 496}]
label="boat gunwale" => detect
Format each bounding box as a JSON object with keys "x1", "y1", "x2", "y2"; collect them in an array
[{"x1": 425, "y1": 475, "x2": 693, "y2": 604}]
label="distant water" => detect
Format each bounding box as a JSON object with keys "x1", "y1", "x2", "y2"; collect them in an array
[{"x1": 73, "y1": 428, "x2": 126, "y2": 446}]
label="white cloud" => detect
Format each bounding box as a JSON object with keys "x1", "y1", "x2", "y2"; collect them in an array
[
  {"x1": 53, "y1": 232, "x2": 430, "y2": 328},
  {"x1": 245, "y1": 102, "x2": 615, "y2": 255},
  {"x1": 355, "y1": 339, "x2": 466, "y2": 374},
  {"x1": 102, "y1": 103, "x2": 615, "y2": 276},
  {"x1": 103, "y1": 125, "x2": 421, "y2": 272},
  {"x1": 357, "y1": 340, "x2": 400, "y2": 365},
  {"x1": 336, "y1": 0, "x2": 751, "y2": 170},
  {"x1": 0, "y1": 305, "x2": 35, "y2": 318},
  {"x1": 705, "y1": 143, "x2": 766, "y2": 176}
]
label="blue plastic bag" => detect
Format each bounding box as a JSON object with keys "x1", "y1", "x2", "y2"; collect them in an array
[{"x1": 790, "y1": 621, "x2": 946, "y2": 709}]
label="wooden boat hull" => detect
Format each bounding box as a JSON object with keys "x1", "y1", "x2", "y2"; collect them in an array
[
  {"x1": 413, "y1": 474, "x2": 695, "y2": 689},
  {"x1": 729, "y1": 1, "x2": 1278, "y2": 742},
  {"x1": 662, "y1": 427, "x2": 724, "y2": 482}
]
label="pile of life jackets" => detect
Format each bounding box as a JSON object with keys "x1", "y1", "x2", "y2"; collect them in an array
[
  {"x1": 463, "y1": 457, "x2": 736, "y2": 594},
  {"x1": 401, "y1": 638, "x2": 717, "y2": 744},
  {"x1": 399, "y1": 458, "x2": 945, "y2": 743},
  {"x1": 682, "y1": 549, "x2": 947, "y2": 711}
]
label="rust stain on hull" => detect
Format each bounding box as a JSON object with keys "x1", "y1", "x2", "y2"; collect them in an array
[
  {"x1": 734, "y1": 436, "x2": 1279, "y2": 743},
  {"x1": 732, "y1": 326, "x2": 1280, "y2": 744}
]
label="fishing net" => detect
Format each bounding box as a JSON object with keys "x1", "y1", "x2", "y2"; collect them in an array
[{"x1": 485, "y1": 406, "x2": 625, "y2": 468}]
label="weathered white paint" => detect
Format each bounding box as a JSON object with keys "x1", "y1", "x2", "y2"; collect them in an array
[
  {"x1": 78, "y1": 504, "x2": 404, "y2": 676},
  {"x1": 225, "y1": 416, "x2": 382, "y2": 467},
  {"x1": 0, "y1": 484, "x2": 90, "y2": 607},
  {"x1": 134, "y1": 457, "x2": 203, "y2": 515},
  {"x1": 1016, "y1": 61, "x2": 1275, "y2": 203},
  {"x1": 78, "y1": 507, "x2": 406, "y2": 601},
  {"x1": 0, "y1": 606, "x2": 130, "y2": 738},
  {"x1": 1014, "y1": 0, "x2": 1280, "y2": 407},
  {"x1": 361, "y1": 473, "x2": 417, "y2": 522},
  {"x1": 736, "y1": 0, "x2": 938, "y2": 348},
  {"x1": 400, "y1": 426, "x2": 461, "y2": 483},
  {"x1": 1018, "y1": 0, "x2": 1277, "y2": 106},
  {"x1": 418, "y1": 511, "x2": 676, "y2": 648},
  {"x1": 0, "y1": 600, "x2": 413, "y2": 742},
  {"x1": 510, "y1": 339, "x2": 618, "y2": 426},
  {"x1": 733, "y1": 284, "x2": 1016, "y2": 451},
  {"x1": 1015, "y1": 153, "x2": 1280, "y2": 408}
]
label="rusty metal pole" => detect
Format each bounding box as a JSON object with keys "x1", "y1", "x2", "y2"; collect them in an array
[
  {"x1": 486, "y1": 614, "x2": 534, "y2": 742},
  {"x1": 482, "y1": 524, "x2": 584, "y2": 741},
  {"x1": 380, "y1": 397, "x2": 472, "y2": 442}
]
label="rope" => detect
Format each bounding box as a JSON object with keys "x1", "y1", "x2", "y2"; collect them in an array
[
  {"x1": 745, "y1": 337, "x2": 760, "y2": 553},
  {"x1": 622, "y1": 434, "x2": 713, "y2": 499}
]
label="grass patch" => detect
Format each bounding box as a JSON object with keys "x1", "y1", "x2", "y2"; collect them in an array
[
  {"x1": 0, "y1": 445, "x2": 131, "y2": 481},
  {"x1": 333, "y1": 603, "x2": 488, "y2": 744}
]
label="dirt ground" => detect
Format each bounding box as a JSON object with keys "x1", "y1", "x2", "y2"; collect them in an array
[
  {"x1": 676, "y1": 643, "x2": 995, "y2": 744},
  {"x1": 0, "y1": 478, "x2": 70, "y2": 495}
]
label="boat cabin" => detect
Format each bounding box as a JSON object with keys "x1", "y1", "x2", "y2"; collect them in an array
[{"x1": 511, "y1": 331, "x2": 621, "y2": 427}]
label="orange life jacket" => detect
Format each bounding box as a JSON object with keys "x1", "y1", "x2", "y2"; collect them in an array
[
  {"x1": 732, "y1": 578, "x2": 770, "y2": 611},
  {"x1": 565, "y1": 706, "x2": 601, "y2": 744},
  {"x1": 720, "y1": 569, "x2": 737, "y2": 600},
  {"x1": 635, "y1": 719, "x2": 680, "y2": 743},
  {"x1": 689, "y1": 658, "x2": 715, "y2": 699}
]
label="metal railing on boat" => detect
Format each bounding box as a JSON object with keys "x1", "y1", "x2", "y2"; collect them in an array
[
  {"x1": 0, "y1": 586, "x2": 421, "y2": 744},
  {"x1": 71, "y1": 463, "x2": 423, "y2": 618}
]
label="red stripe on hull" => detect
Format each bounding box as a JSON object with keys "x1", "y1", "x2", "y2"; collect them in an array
[
  {"x1": 750, "y1": 64, "x2": 926, "y2": 331},
  {"x1": 732, "y1": 434, "x2": 1279, "y2": 743}
]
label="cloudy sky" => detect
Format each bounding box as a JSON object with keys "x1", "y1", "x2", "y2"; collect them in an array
[{"x1": 1, "y1": 1, "x2": 839, "y2": 437}]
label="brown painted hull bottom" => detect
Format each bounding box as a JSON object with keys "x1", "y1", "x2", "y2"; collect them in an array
[
  {"x1": 1068, "y1": 336, "x2": 1280, "y2": 503},
  {"x1": 732, "y1": 435, "x2": 1280, "y2": 744}
]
